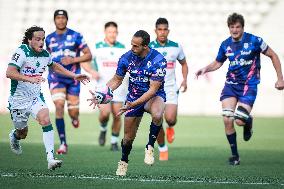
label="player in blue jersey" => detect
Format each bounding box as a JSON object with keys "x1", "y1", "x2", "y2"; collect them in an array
[
  {"x1": 88, "y1": 30, "x2": 167, "y2": 176},
  {"x1": 46, "y1": 10, "x2": 96, "y2": 154},
  {"x1": 196, "y1": 13, "x2": 284, "y2": 165}
]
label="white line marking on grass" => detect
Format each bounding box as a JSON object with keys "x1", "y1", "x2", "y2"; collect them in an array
[{"x1": 1, "y1": 172, "x2": 283, "y2": 186}]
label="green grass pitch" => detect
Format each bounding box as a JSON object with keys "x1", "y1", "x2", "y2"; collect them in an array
[{"x1": 0, "y1": 113, "x2": 283, "y2": 189}]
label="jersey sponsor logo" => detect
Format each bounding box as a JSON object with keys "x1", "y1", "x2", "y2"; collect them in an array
[
  {"x1": 51, "y1": 49, "x2": 76, "y2": 58},
  {"x1": 147, "y1": 61, "x2": 152, "y2": 68},
  {"x1": 12, "y1": 53, "x2": 20, "y2": 62},
  {"x1": 129, "y1": 75, "x2": 149, "y2": 82},
  {"x1": 230, "y1": 59, "x2": 253, "y2": 66},
  {"x1": 240, "y1": 50, "x2": 251, "y2": 55},
  {"x1": 23, "y1": 74, "x2": 42, "y2": 77},
  {"x1": 167, "y1": 62, "x2": 175, "y2": 69},
  {"x1": 23, "y1": 66, "x2": 36, "y2": 74},
  {"x1": 103, "y1": 61, "x2": 117, "y2": 67},
  {"x1": 49, "y1": 43, "x2": 58, "y2": 48},
  {"x1": 64, "y1": 42, "x2": 75, "y2": 47},
  {"x1": 67, "y1": 35, "x2": 72, "y2": 41},
  {"x1": 226, "y1": 46, "x2": 234, "y2": 56},
  {"x1": 153, "y1": 67, "x2": 166, "y2": 77},
  {"x1": 243, "y1": 43, "x2": 249, "y2": 49}
]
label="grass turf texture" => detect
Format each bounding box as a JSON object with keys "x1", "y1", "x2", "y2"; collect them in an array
[{"x1": 0, "y1": 113, "x2": 283, "y2": 189}]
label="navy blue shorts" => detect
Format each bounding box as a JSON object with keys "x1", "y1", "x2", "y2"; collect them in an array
[
  {"x1": 124, "y1": 94, "x2": 166, "y2": 117},
  {"x1": 125, "y1": 102, "x2": 146, "y2": 117},
  {"x1": 48, "y1": 79, "x2": 80, "y2": 96},
  {"x1": 220, "y1": 83, "x2": 257, "y2": 107}
]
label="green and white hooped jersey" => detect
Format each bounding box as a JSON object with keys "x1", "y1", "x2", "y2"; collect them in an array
[
  {"x1": 8, "y1": 44, "x2": 53, "y2": 108},
  {"x1": 149, "y1": 40, "x2": 185, "y2": 87},
  {"x1": 92, "y1": 41, "x2": 126, "y2": 84}
]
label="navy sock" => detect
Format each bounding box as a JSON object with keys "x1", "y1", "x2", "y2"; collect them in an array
[
  {"x1": 121, "y1": 140, "x2": 132, "y2": 163},
  {"x1": 146, "y1": 122, "x2": 162, "y2": 149},
  {"x1": 246, "y1": 116, "x2": 252, "y2": 127},
  {"x1": 56, "y1": 118, "x2": 66, "y2": 144},
  {"x1": 226, "y1": 132, "x2": 239, "y2": 157}
]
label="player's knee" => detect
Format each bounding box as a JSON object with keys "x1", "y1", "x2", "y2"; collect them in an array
[
  {"x1": 113, "y1": 115, "x2": 121, "y2": 123},
  {"x1": 122, "y1": 138, "x2": 134, "y2": 146},
  {"x1": 100, "y1": 112, "x2": 110, "y2": 122},
  {"x1": 151, "y1": 112, "x2": 163, "y2": 125},
  {"x1": 18, "y1": 128, "x2": 28, "y2": 139},
  {"x1": 20, "y1": 132, "x2": 28, "y2": 139},
  {"x1": 223, "y1": 117, "x2": 233, "y2": 127},
  {"x1": 54, "y1": 102, "x2": 65, "y2": 117},
  {"x1": 234, "y1": 106, "x2": 250, "y2": 126},
  {"x1": 166, "y1": 117, "x2": 177, "y2": 126}
]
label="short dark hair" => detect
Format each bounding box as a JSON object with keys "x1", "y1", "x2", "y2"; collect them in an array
[
  {"x1": 227, "y1": 13, "x2": 245, "y2": 27},
  {"x1": 155, "y1": 17, "x2": 169, "y2": 27},
  {"x1": 104, "y1": 21, "x2": 118, "y2": 29},
  {"x1": 54, "y1": 9, "x2": 68, "y2": 20},
  {"x1": 133, "y1": 30, "x2": 150, "y2": 46},
  {"x1": 22, "y1": 26, "x2": 45, "y2": 45}
]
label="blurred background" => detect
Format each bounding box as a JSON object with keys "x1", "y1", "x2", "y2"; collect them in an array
[{"x1": 0, "y1": 0, "x2": 283, "y2": 116}]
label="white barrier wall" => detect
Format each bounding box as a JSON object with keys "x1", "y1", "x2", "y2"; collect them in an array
[{"x1": 0, "y1": 0, "x2": 283, "y2": 116}]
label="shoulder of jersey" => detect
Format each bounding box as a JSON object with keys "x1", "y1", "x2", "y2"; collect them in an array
[
  {"x1": 149, "y1": 40, "x2": 179, "y2": 48},
  {"x1": 46, "y1": 31, "x2": 56, "y2": 39},
  {"x1": 18, "y1": 44, "x2": 49, "y2": 57},
  {"x1": 115, "y1": 41, "x2": 126, "y2": 48},
  {"x1": 96, "y1": 41, "x2": 125, "y2": 49}
]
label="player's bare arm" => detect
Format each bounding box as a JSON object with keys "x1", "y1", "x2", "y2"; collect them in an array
[
  {"x1": 263, "y1": 47, "x2": 284, "y2": 90},
  {"x1": 178, "y1": 58, "x2": 188, "y2": 92},
  {"x1": 80, "y1": 61, "x2": 100, "y2": 80},
  {"x1": 106, "y1": 74, "x2": 124, "y2": 91},
  {"x1": 51, "y1": 62, "x2": 90, "y2": 84},
  {"x1": 117, "y1": 80, "x2": 162, "y2": 116},
  {"x1": 6, "y1": 65, "x2": 45, "y2": 84},
  {"x1": 87, "y1": 74, "x2": 123, "y2": 109},
  {"x1": 61, "y1": 47, "x2": 92, "y2": 65},
  {"x1": 195, "y1": 60, "x2": 223, "y2": 79}
]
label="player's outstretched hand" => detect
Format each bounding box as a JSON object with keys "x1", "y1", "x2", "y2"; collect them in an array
[
  {"x1": 275, "y1": 79, "x2": 284, "y2": 90},
  {"x1": 88, "y1": 90, "x2": 100, "y2": 109},
  {"x1": 74, "y1": 74, "x2": 90, "y2": 85},
  {"x1": 195, "y1": 68, "x2": 207, "y2": 79},
  {"x1": 28, "y1": 76, "x2": 45, "y2": 84},
  {"x1": 116, "y1": 101, "x2": 133, "y2": 116},
  {"x1": 61, "y1": 57, "x2": 74, "y2": 65}
]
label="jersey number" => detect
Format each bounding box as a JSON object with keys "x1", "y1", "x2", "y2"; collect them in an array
[{"x1": 12, "y1": 53, "x2": 20, "y2": 62}]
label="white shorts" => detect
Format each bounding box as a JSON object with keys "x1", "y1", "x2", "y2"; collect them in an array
[
  {"x1": 164, "y1": 84, "x2": 179, "y2": 105},
  {"x1": 8, "y1": 96, "x2": 47, "y2": 129}
]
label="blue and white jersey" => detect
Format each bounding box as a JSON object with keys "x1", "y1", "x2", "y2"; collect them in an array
[
  {"x1": 116, "y1": 49, "x2": 167, "y2": 102},
  {"x1": 45, "y1": 28, "x2": 88, "y2": 80},
  {"x1": 216, "y1": 32, "x2": 268, "y2": 85}
]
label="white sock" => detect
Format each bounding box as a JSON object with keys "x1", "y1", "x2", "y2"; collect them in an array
[
  {"x1": 111, "y1": 135, "x2": 119, "y2": 144},
  {"x1": 42, "y1": 125, "x2": 54, "y2": 161},
  {"x1": 100, "y1": 123, "x2": 107, "y2": 131},
  {"x1": 158, "y1": 144, "x2": 168, "y2": 152}
]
